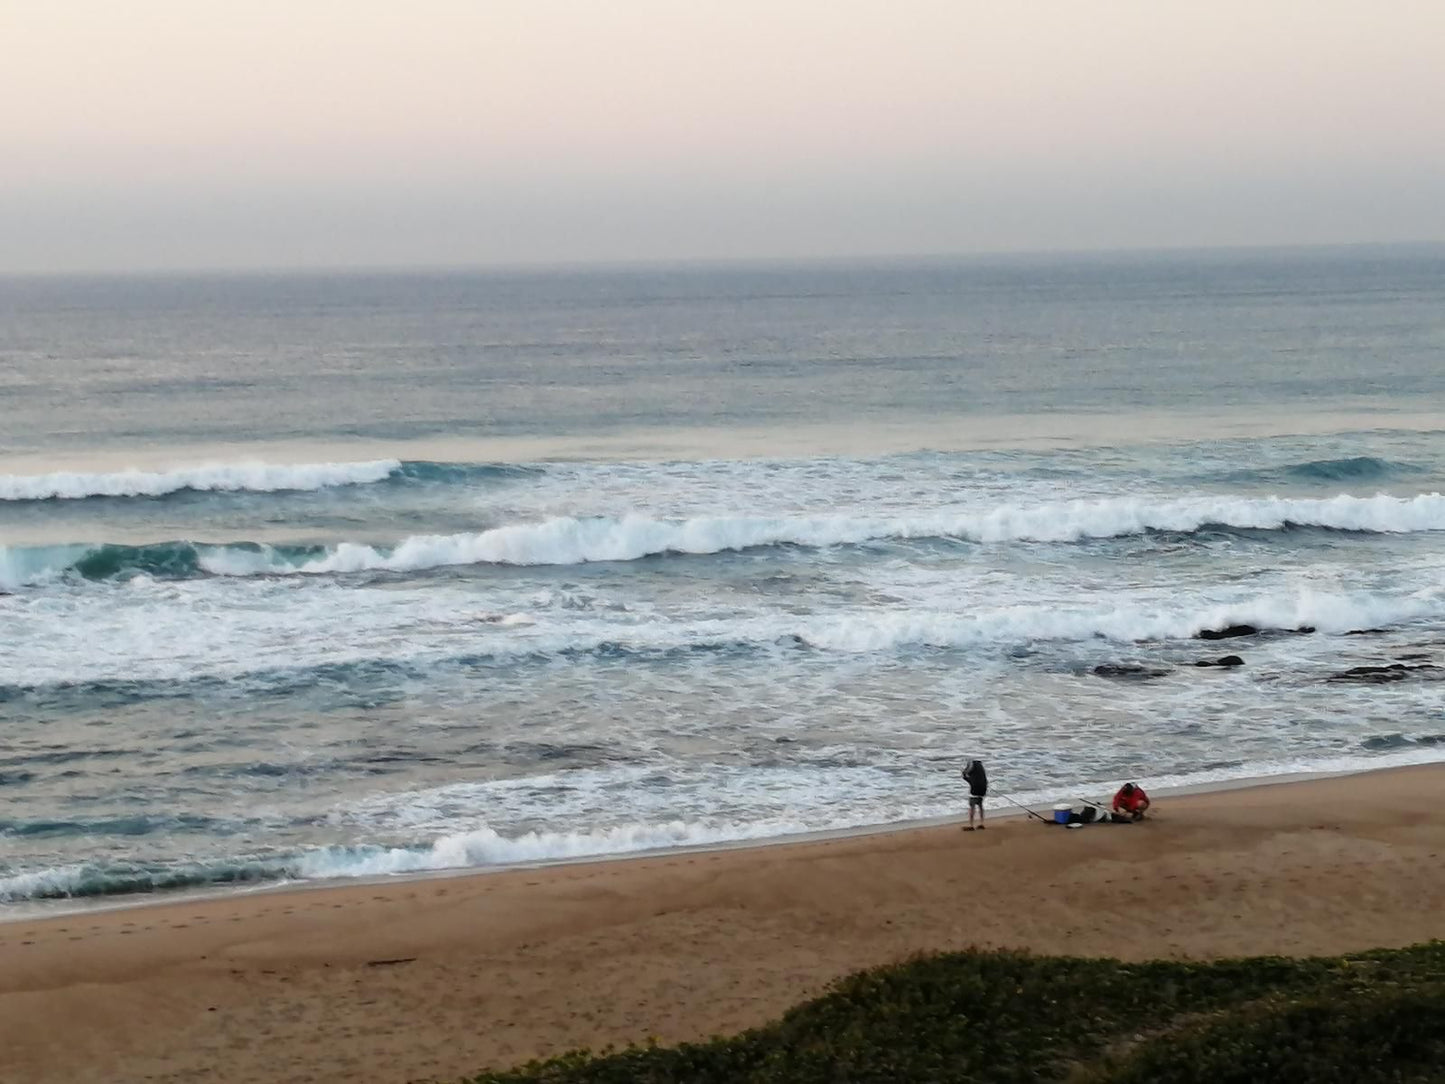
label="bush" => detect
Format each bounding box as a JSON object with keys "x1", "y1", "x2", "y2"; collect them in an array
[
  {"x1": 1093, "y1": 985, "x2": 1445, "y2": 1084},
  {"x1": 460, "y1": 943, "x2": 1445, "y2": 1084}
]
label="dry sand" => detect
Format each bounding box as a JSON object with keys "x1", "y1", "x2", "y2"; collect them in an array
[{"x1": 3, "y1": 764, "x2": 1443, "y2": 1083}]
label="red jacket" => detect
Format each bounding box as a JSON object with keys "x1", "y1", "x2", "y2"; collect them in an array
[{"x1": 1113, "y1": 785, "x2": 1149, "y2": 813}]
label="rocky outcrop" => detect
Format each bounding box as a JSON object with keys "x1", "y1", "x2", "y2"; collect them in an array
[
  {"x1": 1328, "y1": 663, "x2": 1441, "y2": 683},
  {"x1": 1197, "y1": 624, "x2": 1257, "y2": 640},
  {"x1": 1197, "y1": 624, "x2": 1315, "y2": 640},
  {"x1": 1195, "y1": 655, "x2": 1244, "y2": 667},
  {"x1": 1093, "y1": 664, "x2": 1171, "y2": 680}
]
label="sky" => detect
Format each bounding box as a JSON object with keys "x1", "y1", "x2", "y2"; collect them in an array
[{"x1": 3, "y1": 0, "x2": 1444, "y2": 272}]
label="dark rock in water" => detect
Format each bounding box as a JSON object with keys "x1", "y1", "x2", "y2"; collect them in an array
[
  {"x1": 1197, "y1": 624, "x2": 1258, "y2": 640},
  {"x1": 1198, "y1": 624, "x2": 1315, "y2": 640},
  {"x1": 1396, "y1": 653, "x2": 1432, "y2": 661},
  {"x1": 1329, "y1": 663, "x2": 1441, "y2": 684},
  {"x1": 1093, "y1": 663, "x2": 1171, "y2": 679},
  {"x1": 1346, "y1": 628, "x2": 1388, "y2": 636},
  {"x1": 1195, "y1": 655, "x2": 1245, "y2": 667}
]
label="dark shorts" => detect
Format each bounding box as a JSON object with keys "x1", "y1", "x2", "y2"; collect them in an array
[{"x1": 968, "y1": 794, "x2": 986, "y2": 808}]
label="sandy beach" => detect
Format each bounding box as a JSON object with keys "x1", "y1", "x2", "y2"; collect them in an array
[{"x1": 3, "y1": 764, "x2": 1443, "y2": 1084}]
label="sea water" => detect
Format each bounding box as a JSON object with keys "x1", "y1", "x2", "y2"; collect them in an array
[{"x1": 2, "y1": 247, "x2": 1444, "y2": 905}]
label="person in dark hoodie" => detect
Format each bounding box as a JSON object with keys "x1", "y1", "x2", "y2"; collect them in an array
[{"x1": 961, "y1": 758, "x2": 988, "y2": 831}]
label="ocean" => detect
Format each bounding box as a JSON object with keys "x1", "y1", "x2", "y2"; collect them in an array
[{"x1": 3, "y1": 247, "x2": 1444, "y2": 907}]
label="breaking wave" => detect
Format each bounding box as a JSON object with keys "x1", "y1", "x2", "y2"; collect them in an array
[
  {"x1": 1282, "y1": 456, "x2": 1418, "y2": 482},
  {"x1": 5, "y1": 493, "x2": 1445, "y2": 586},
  {"x1": 0, "y1": 819, "x2": 814, "y2": 902},
  {"x1": 0, "y1": 459, "x2": 401, "y2": 501},
  {"x1": 0, "y1": 458, "x2": 536, "y2": 503},
  {"x1": 0, "y1": 858, "x2": 287, "y2": 902},
  {"x1": 1216, "y1": 456, "x2": 1428, "y2": 486}
]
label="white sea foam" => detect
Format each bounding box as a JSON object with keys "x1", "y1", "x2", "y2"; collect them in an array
[
  {"x1": 0, "y1": 459, "x2": 400, "y2": 501},
  {"x1": 798, "y1": 587, "x2": 1444, "y2": 651},
  {"x1": 291, "y1": 742, "x2": 1445, "y2": 881},
  {"x1": 4, "y1": 570, "x2": 1442, "y2": 690},
  {"x1": 291, "y1": 818, "x2": 817, "y2": 880},
  {"x1": 0, "y1": 864, "x2": 91, "y2": 903}
]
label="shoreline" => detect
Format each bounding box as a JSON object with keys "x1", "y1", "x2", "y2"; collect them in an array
[
  {"x1": 6, "y1": 751, "x2": 1444, "y2": 923},
  {"x1": 3, "y1": 762, "x2": 1444, "y2": 1083}
]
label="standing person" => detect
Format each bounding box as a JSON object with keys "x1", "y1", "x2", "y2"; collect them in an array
[
  {"x1": 1112, "y1": 782, "x2": 1151, "y2": 821},
  {"x1": 961, "y1": 758, "x2": 988, "y2": 831}
]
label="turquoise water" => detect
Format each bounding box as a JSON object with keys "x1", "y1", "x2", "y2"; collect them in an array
[{"x1": 2, "y1": 247, "x2": 1444, "y2": 904}]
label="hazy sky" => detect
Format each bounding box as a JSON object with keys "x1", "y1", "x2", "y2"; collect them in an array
[{"x1": 4, "y1": 1, "x2": 1444, "y2": 271}]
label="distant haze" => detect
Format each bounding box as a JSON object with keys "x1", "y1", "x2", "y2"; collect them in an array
[{"x1": 4, "y1": 0, "x2": 1444, "y2": 272}]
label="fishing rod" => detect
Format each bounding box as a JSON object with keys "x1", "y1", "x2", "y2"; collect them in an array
[{"x1": 994, "y1": 791, "x2": 1051, "y2": 824}]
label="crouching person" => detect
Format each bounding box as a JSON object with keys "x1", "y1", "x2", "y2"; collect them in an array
[{"x1": 1112, "y1": 782, "x2": 1151, "y2": 821}]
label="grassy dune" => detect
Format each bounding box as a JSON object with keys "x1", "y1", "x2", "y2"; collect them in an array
[{"x1": 464, "y1": 943, "x2": 1445, "y2": 1083}]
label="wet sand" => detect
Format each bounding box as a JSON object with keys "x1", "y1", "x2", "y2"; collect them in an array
[{"x1": 3, "y1": 764, "x2": 1443, "y2": 1083}]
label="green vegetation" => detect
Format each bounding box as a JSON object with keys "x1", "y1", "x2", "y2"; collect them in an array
[{"x1": 463, "y1": 942, "x2": 1445, "y2": 1083}]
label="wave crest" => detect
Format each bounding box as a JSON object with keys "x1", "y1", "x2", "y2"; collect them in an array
[
  {"x1": 5, "y1": 492, "x2": 1445, "y2": 587},
  {"x1": 0, "y1": 818, "x2": 810, "y2": 901},
  {"x1": 0, "y1": 459, "x2": 401, "y2": 501},
  {"x1": 179, "y1": 492, "x2": 1445, "y2": 574}
]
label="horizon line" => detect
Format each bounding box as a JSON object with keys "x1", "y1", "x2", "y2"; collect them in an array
[{"x1": 3, "y1": 238, "x2": 1443, "y2": 280}]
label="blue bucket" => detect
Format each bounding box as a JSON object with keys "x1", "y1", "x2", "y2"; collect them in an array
[{"x1": 1052, "y1": 803, "x2": 1073, "y2": 825}]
